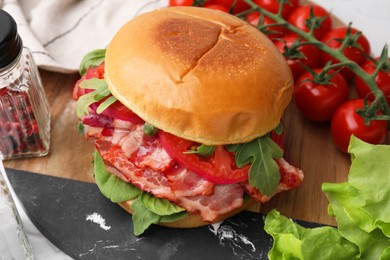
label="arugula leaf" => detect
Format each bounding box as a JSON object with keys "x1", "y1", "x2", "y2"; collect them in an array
[
  {"x1": 184, "y1": 144, "x2": 215, "y2": 157},
  {"x1": 139, "y1": 191, "x2": 185, "y2": 216},
  {"x1": 79, "y1": 49, "x2": 106, "y2": 76},
  {"x1": 75, "y1": 79, "x2": 111, "y2": 118},
  {"x1": 96, "y1": 96, "x2": 117, "y2": 114},
  {"x1": 143, "y1": 123, "x2": 158, "y2": 136},
  {"x1": 131, "y1": 198, "x2": 161, "y2": 236},
  {"x1": 76, "y1": 122, "x2": 84, "y2": 134},
  {"x1": 79, "y1": 78, "x2": 107, "y2": 90},
  {"x1": 235, "y1": 136, "x2": 283, "y2": 196},
  {"x1": 225, "y1": 143, "x2": 241, "y2": 153},
  {"x1": 93, "y1": 151, "x2": 141, "y2": 203},
  {"x1": 274, "y1": 122, "x2": 284, "y2": 135}
]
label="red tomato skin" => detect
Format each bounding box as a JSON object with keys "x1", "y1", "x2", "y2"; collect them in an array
[
  {"x1": 203, "y1": 4, "x2": 229, "y2": 12},
  {"x1": 169, "y1": 0, "x2": 193, "y2": 6},
  {"x1": 254, "y1": 0, "x2": 300, "y2": 18},
  {"x1": 331, "y1": 99, "x2": 388, "y2": 153},
  {"x1": 321, "y1": 27, "x2": 371, "y2": 80},
  {"x1": 287, "y1": 4, "x2": 332, "y2": 39},
  {"x1": 159, "y1": 131, "x2": 250, "y2": 184},
  {"x1": 246, "y1": 12, "x2": 287, "y2": 40},
  {"x1": 355, "y1": 59, "x2": 390, "y2": 105},
  {"x1": 274, "y1": 34, "x2": 322, "y2": 80},
  {"x1": 294, "y1": 69, "x2": 349, "y2": 121},
  {"x1": 205, "y1": 0, "x2": 250, "y2": 13}
]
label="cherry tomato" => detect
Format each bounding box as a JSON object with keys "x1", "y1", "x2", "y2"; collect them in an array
[
  {"x1": 331, "y1": 99, "x2": 388, "y2": 153},
  {"x1": 203, "y1": 4, "x2": 229, "y2": 12},
  {"x1": 294, "y1": 68, "x2": 349, "y2": 121},
  {"x1": 246, "y1": 12, "x2": 287, "y2": 40},
  {"x1": 254, "y1": 0, "x2": 300, "y2": 18},
  {"x1": 355, "y1": 59, "x2": 390, "y2": 105},
  {"x1": 274, "y1": 34, "x2": 322, "y2": 80},
  {"x1": 169, "y1": 0, "x2": 193, "y2": 6},
  {"x1": 205, "y1": 0, "x2": 250, "y2": 13},
  {"x1": 287, "y1": 4, "x2": 332, "y2": 39},
  {"x1": 159, "y1": 131, "x2": 250, "y2": 184},
  {"x1": 321, "y1": 27, "x2": 371, "y2": 80}
]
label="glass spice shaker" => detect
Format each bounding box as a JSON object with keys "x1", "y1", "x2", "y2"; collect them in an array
[{"x1": 0, "y1": 10, "x2": 50, "y2": 160}]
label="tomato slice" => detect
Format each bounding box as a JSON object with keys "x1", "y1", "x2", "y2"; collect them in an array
[
  {"x1": 91, "y1": 101, "x2": 144, "y2": 124},
  {"x1": 158, "y1": 131, "x2": 250, "y2": 184},
  {"x1": 85, "y1": 63, "x2": 105, "y2": 79}
]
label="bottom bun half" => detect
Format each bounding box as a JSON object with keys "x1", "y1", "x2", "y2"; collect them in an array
[{"x1": 118, "y1": 198, "x2": 255, "y2": 228}]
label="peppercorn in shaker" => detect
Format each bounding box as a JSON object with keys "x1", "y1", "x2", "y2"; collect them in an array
[{"x1": 0, "y1": 10, "x2": 50, "y2": 159}]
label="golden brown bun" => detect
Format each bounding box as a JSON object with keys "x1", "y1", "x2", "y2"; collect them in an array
[
  {"x1": 105, "y1": 6, "x2": 293, "y2": 145},
  {"x1": 118, "y1": 197, "x2": 254, "y2": 228}
]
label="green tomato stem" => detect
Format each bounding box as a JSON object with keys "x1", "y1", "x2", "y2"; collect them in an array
[{"x1": 243, "y1": 0, "x2": 390, "y2": 118}]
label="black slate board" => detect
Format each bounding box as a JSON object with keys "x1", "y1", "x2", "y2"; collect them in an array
[{"x1": 7, "y1": 169, "x2": 322, "y2": 260}]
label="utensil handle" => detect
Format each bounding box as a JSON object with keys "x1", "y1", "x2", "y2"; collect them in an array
[{"x1": 0, "y1": 159, "x2": 34, "y2": 260}]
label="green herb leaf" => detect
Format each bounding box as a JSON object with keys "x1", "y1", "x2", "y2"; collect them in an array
[
  {"x1": 139, "y1": 191, "x2": 185, "y2": 216},
  {"x1": 143, "y1": 123, "x2": 158, "y2": 136},
  {"x1": 225, "y1": 144, "x2": 241, "y2": 153},
  {"x1": 79, "y1": 78, "x2": 107, "y2": 90},
  {"x1": 96, "y1": 96, "x2": 117, "y2": 114},
  {"x1": 274, "y1": 122, "x2": 284, "y2": 135},
  {"x1": 235, "y1": 136, "x2": 283, "y2": 196},
  {"x1": 184, "y1": 144, "x2": 215, "y2": 158},
  {"x1": 76, "y1": 122, "x2": 85, "y2": 134},
  {"x1": 93, "y1": 151, "x2": 187, "y2": 236},
  {"x1": 79, "y1": 49, "x2": 106, "y2": 76},
  {"x1": 75, "y1": 79, "x2": 111, "y2": 118},
  {"x1": 160, "y1": 211, "x2": 188, "y2": 223},
  {"x1": 131, "y1": 198, "x2": 161, "y2": 236},
  {"x1": 93, "y1": 151, "x2": 141, "y2": 203}
]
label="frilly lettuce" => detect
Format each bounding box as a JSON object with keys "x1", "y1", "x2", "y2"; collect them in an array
[
  {"x1": 265, "y1": 136, "x2": 390, "y2": 259},
  {"x1": 265, "y1": 210, "x2": 359, "y2": 260}
]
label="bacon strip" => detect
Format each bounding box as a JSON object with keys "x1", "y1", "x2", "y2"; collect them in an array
[
  {"x1": 164, "y1": 164, "x2": 214, "y2": 197},
  {"x1": 96, "y1": 139, "x2": 176, "y2": 201},
  {"x1": 176, "y1": 184, "x2": 244, "y2": 222}
]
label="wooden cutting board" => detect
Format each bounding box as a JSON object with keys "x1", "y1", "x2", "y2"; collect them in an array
[{"x1": 5, "y1": 69, "x2": 376, "y2": 227}]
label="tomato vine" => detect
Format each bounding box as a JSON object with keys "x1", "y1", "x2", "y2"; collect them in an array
[{"x1": 240, "y1": 0, "x2": 390, "y2": 124}]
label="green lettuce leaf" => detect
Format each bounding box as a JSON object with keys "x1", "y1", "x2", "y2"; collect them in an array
[
  {"x1": 160, "y1": 211, "x2": 188, "y2": 223},
  {"x1": 93, "y1": 151, "x2": 187, "y2": 235},
  {"x1": 265, "y1": 210, "x2": 359, "y2": 260},
  {"x1": 93, "y1": 151, "x2": 141, "y2": 203},
  {"x1": 321, "y1": 136, "x2": 390, "y2": 259},
  {"x1": 347, "y1": 136, "x2": 390, "y2": 237},
  {"x1": 265, "y1": 136, "x2": 390, "y2": 259},
  {"x1": 79, "y1": 49, "x2": 106, "y2": 76}
]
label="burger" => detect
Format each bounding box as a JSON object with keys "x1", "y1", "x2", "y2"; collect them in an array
[{"x1": 73, "y1": 6, "x2": 304, "y2": 236}]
